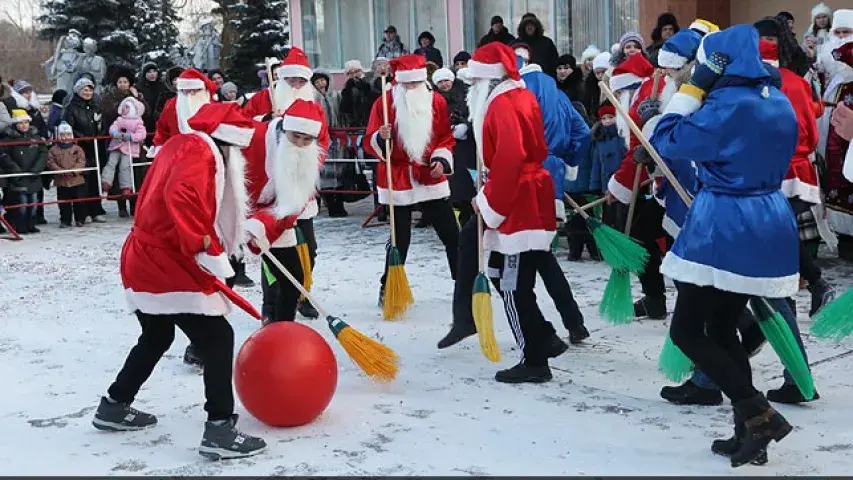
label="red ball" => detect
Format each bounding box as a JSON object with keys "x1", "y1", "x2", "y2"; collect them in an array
[{"x1": 234, "y1": 322, "x2": 338, "y2": 427}]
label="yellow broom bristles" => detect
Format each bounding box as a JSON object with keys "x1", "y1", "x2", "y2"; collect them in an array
[
  {"x1": 337, "y1": 326, "x2": 399, "y2": 382},
  {"x1": 472, "y1": 291, "x2": 500, "y2": 362},
  {"x1": 296, "y1": 243, "x2": 313, "y2": 293},
  {"x1": 383, "y1": 264, "x2": 414, "y2": 320}
]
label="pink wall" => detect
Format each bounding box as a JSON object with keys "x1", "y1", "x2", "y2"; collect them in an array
[
  {"x1": 446, "y1": 0, "x2": 465, "y2": 59},
  {"x1": 289, "y1": 0, "x2": 303, "y2": 49}
]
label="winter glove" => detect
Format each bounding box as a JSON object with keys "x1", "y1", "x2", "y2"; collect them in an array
[
  {"x1": 636, "y1": 99, "x2": 661, "y2": 127},
  {"x1": 689, "y1": 52, "x2": 730, "y2": 93},
  {"x1": 633, "y1": 144, "x2": 654, "y2": 165},
  {"x1": 452, "y1": 123, "x2": 468, "y2": 140},
  {"x1": 110, "y1": 128, "x2": 121, "y2": 139}
]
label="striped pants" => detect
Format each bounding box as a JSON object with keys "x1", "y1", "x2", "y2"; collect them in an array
[{"x1": 488, "y1": 250, "x2": 554, "y2": 366}]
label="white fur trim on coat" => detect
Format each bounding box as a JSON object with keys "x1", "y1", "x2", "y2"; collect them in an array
[
  {"x1": 244, "y1": 218, "x2": 271, "y2": 251},
  {"x1": 663, "y1": 92, "x2": 702, "y2": 116},
  {"x1": 475, "y1": 188, "x2": 506, "y2": 229},
  {"x1": 781, "y1": 178, "x2": 821, "y2": 205},
  {"x1": 662, "y1": 214, "x2": 681, "y2": 239},
  {"x1": 660, "y1": 252, "x2": 799, "y2": 298},
  {"x1": 378, "y1": 178, "x2": 450, "y2": 206},
  {"x1": 431, "y1": 147, "x2": 454, "y2": 173},
  {"x1": 607, "y1": 175, "x2": 633, "y2": 205},
  {"x1": 609, "y1": 73, "x2": 643, "y2": 92},
  {"x1": 125, "y1": 289, "x2": 231, "y2": 317},
  {"x1": 555, "y1": 199, "x2": 567, "y2": 222},
  {"x1": 483, "y1": 229, "x2": 556, "y2": 255},
  {"x1": 195, "y1": 252, "x2": 236, "y2": 279},
  {"x1": 298, "y1": 198, "x2": 318, "y2": 219}
]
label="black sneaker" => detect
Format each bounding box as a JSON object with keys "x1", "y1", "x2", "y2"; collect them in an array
[
  {"x1": 634, "y1": 295, "x2": 667, "y2": 319},
  {"x1": 233, "y1": 274, "x2": 255, "y2": 288},
  {"x1": 660, "y1": 380, "x2": 724, "y2": 405},
  {"x1": 297, "y1": 299, "x2": 320, "y2": 319},
  {"x1": 437, "y1": 324, "x2": 477, "y2": 349},
  {"x1": 547, "y1": 335, "x2": 569, "y2": 359},
  {"x1": 568, "y1": 325, "x2": 590, "y2": 345},
  {"x1": 495, "y1": 362, "x2": 552, "y2": 384},
  {"x1": 118, "y1": 209, "x2": 130, "y2": 218},
  {"x1": 199, "y1": 414, "x2": 266, "y2": 460},
  {"x1": 767, "y1": 383, "x2": 820, "y2": 404},
  {"x1": 183, "y1": 344, "x2": 204, "y2": 367},
  {"x1": 807, "y1": 280, "x2": 835, "y2": 317},
  {"x1": 92, "y1": 396, "x2": 157, "y2": 431}
]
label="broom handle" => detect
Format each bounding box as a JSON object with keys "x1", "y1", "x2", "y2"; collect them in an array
[
  {"x1": 380, "y1": 74, "x2": 397, "y2": 247},
  {"x1": 259, "y1": 247, "x2": 330, "y2": 319},
  {"x1": 624, "y1": 164, "x2": 643, "y2": 235},
  {"x1": 599, "y1": 80, "x2": 692, "y2": 206},
  {"x1": 564, "y1": 193, "x2": 591, "y2": 220},
  {"x1": 575, "y1": 178, "x2": 654, "y2": 213},
  {"x1": 475, "y1": 152, "x2": 485, "y2": 273}
]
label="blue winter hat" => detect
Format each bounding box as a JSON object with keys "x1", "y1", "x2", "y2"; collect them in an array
[
  {"x1": 657, "y1": 29, "x2": 703, "y2": 69},
  {"x1": 696, "y1": 24, "x2": 769, "y2": 80}
]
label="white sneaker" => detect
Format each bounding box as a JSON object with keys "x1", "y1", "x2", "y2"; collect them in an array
[{"x1": 92, "y1": 216, "x2": 107, "y2": 223}]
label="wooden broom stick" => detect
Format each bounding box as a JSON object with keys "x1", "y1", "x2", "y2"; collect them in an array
[{"x1": 624, "y1": 71, "x2": 663, "y2": 235}]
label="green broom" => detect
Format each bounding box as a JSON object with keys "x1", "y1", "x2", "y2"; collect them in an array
[
  {"x1": 658, "y1": 333, "x2": 694, "y2": 382},
  {"x1": 811, "y1": 287, "x2": 853, "y2": 341},
  {"x1": 601, "y1": 81, "x2": 817, "y2": 398}
]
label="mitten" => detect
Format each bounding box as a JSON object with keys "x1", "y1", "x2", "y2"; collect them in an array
[
  {"x1": 689, "y1": 52, "x2": 730, "y2": 93},
  {"x1": 636, "y1": 99, "x2": 661, "y2": 127},
  {"x1": 633, "y1": 144, "x2": 653, "y2": 165}
]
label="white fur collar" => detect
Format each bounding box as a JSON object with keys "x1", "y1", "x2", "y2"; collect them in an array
[{"x1": 520, "y1": 63, "x2": 542, "y2": 75}]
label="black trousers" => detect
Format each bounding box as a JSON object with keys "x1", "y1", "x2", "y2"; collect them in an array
[
  {"x1": 566, "y1": 193, "x2": 598, "y2": 257},
  {"x1": 537, "y1": 252, "x2": 586, "y2": 330},
  {"x1": 56, "y1": 185, "x2": 85, "y2": 225},
  {"x1": 453, "y1": 201, "x2": 475, "y2": 230},
  {"x1": 628, "y1": 196, "x2": 666, "y2": 298},
  {"x1": 789, "y1": 198, "x2": 822, "y2": 284},
  {"x1": 489, "y1": 251, "x2": 555, "y2": 366},
  {"x1": 669, "y1": 282, "x2": 758, "y2": 402},
  {"x1": 381, "y1": 198, "x2": 459, "y2": 285},
  {"x1": 261, "y1": 246, "x2": 304, "y2": 322},
  {"x1": 36, "y1": 188, "x2": 45, "y2": 221},
  {"x1": 108, "y1": 312, "x2": 235, "y2": 421}
]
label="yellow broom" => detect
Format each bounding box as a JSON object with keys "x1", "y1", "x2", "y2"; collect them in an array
[
  {"x1": 295, "y1": 225, "x2": 313, "y2": 297},
  {"x1": 380, "y1": 73, "x2": 414, "y2": 320},
  {"x1": 472, "y1": 153, "x2": 500, "y2": 362},
  {"x1": 260, "y1": 246, "x2": 399, "y2": 382}
]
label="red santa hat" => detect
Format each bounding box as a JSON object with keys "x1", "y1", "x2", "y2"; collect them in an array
[
  {"x1": 175, "y1": 68, "x2": 217, "y2": 95},
  {"x1": 468, "y1": 42, "x2": 521, "y2": 81},
  {"x1": 390, "y1": 54, "x2": 428, "y2": 83},
  {"x1": 609, "y1": 53, "x2": 654, "y2": 92},
  {"x1": 187, "y1": 102, "x2": 255, "y2": 148},
  {"x1": 759, "y1": 39, "x2": 780, "y2": 68},
  {"x1": 282, "y1": 99, "x2": 325, "y2": 137},
  {"x1": 275, "y1": 47, "x2": 312, "y2": 80}
]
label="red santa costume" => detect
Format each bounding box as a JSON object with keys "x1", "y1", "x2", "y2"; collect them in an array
[
  {"x1": 467, "y1": 42, "x2": 558, "y2": 383},
  {"x1": 239, "y1": 100, "x2": 327, "y2": 322},
  {"x1": 361, "y1": 54, "x2": 459, "y2": 296},
  {"x1": 148, "y1": 69, "x2": 217, "y2": 159}
]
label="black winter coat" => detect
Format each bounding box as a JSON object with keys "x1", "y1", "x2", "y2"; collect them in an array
[
  {"x1": 136, "y1": 78, "x2": 163, "y2": 136},
  {"x1": 2, "y1": 126, "x2": 47, "y2": 194},
  {"x1": 478, "y1": 26, "x2": 516, "y2": 47},
  {"x1": 516, "y1": 17, "x2": 559, "y2": 78},
  {"x1": 438, "y1": 80, "x2": 476, "y2": 203},
  {"x1": 340, "y1": 76, "x2": 375, "y2": 128},
  {"x1": 62, "y1": 94, "x2": 101, "y2": 166},
  {"x1": 414, "y1": 45, "x2": 443, "y2": 68}
]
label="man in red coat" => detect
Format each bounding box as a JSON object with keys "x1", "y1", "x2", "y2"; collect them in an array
[
  {"x1": 467, "y1": 42, "x2": 558, "y2": 383},
  {"x1": 757, "y1": 33, "x2": 835, "y2": 320},
  {"x1": 362, "y1": 54, "x2": 458, "y2": 304},
  {"x1": 148, "y1": 68, "x2": 216, "y2": 159},
  {"x1": 92, "y1": 103, "x2": 266, "y2": 460},
  {"x1": 242, "y1": 100, "x2": 327, "y2": 323}
]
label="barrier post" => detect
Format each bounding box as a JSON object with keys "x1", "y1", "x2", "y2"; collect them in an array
[
  {"x1": 129, "y1": 153, "x2": 136, "y2": 194},
  {"x1": 93, "y1": 138, "x2": 103, "y2": 198}
]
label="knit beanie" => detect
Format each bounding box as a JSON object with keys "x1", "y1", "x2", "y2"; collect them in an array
[
  {"x1": 73, "y1": 77, "x2": 95, "y2": 95},
  {"x1": 557, "y1": 54, "x2": 578, "y2": 69},
  {"x1": 13, "y1": 79, "x2": 32, "y2": 94},
  {"x1": 51, "y1": 89, "x2": 68, "y2": 105},
  {"x1": 57, "y1": 121, "x2": 73, "y2": 138},
  {"x1": 620, "y1": 31, "x2": 645, "y2": 51},
  {"x1": 220, "y1": 82, "x2": 238, "y2": 96}
]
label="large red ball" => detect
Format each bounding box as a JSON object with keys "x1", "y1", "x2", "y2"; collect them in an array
[{"x1": 234, "y1": 322, "x2": 338, "y2": 427}]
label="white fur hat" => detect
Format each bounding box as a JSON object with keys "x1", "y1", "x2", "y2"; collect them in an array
[
  {"x1": 812, "y1": 2, "x2": 832, "y2": 22},
  {"x1": 592, "y1": 52, "x2": 612, "y2": 71},
  {"x1": 432, "y1": 68, "x2": 454, "y2": 84},
  {"x1": 833, "y1": 9, "x2": 853, "y2": 32},
  {"x1": 581, "y1": 45, "x2": 601, "y2": 62}
]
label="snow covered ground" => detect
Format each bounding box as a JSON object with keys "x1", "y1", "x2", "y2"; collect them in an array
[{"x1": 2, "y1": 197, "x2": 853, "y2": 476}]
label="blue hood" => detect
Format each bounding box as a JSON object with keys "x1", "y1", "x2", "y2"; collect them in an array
[{"x1": 697, "y1": 24, "x2": 768, "y2": 80}]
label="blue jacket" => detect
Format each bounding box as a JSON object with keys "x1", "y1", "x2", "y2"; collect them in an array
[
  {"x1": 47, "y1": 104, "x2": 64, "y2": 138},
  {"x1": 586, "y1": 124, "x2": 626, "y2": 194},
  {"x1": 521, "y1": 64, "x2": 591, "y2": 200},
  {"x1": 651, "y1": 25, "x2": 799, "y2": 298}
]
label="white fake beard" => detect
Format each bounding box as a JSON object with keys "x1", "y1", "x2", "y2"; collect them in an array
[
  {"x1": 273, "y1": 82, "x2": 316, "y2": 114},
  {"x1": 466, "y1": 77, "x2": 491, "y2": 163},
  {"x1": 219, "y1": 145, "x2": 250, "y2": 257},
  {"x1": 271, "y1": 136, "x2": 322, "y2": 219},
  {"x1": 615, "y1": 89, "x2": 633, "y2": 149},
  {"x1": 659, "y1": 75, "x2": 679, "y2": 108},
  {"x1": 177, "y1": 91, "x2": 209, "y2": 133},
  {"x1": 818, "y1": 36, "x2": 853, "y2": 84},
  {"x1": 392, "y1": 83, "x2": 433, "y2": 161}
]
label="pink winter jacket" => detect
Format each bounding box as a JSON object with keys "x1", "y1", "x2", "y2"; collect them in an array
[{"x1": 108, "y1": 97, "x2": 147, "y2": 157}]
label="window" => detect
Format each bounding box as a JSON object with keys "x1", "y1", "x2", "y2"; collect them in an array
[
  {"x1": 301, "y1": 0, "x2": 373, "y2": 70},
  {"x1": 462, "y1": 0, "x2": 553, "y2": 52},
  {"x1": 373, "y1": 0, "x2": 448, "y2": 62}
]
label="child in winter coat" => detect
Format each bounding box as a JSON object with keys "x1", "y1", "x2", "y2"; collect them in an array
[
  {"x1": 589, "y1": 101, "x2": 627, "y2": 228},
  {"x1": 47, "y1": 89, "x2": 68, "y2": 138},
  {"x1": 103, "y1": 97, "x2": 146, "y2": 195},
  {"x1": 564, "y1": 105, "x2": 602, "y2": 261},
  {"x1": 47, "y1": 122, "x2": 87, "y2": 227},
  {"x1": 3, "y1": 109, "x2": 47, "y2": 233}
]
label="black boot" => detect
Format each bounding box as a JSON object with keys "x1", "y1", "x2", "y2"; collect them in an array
[
  {"x1": 634, "y1": 295, "x2": 667, "y2": 319},
  {"x1": 547, "y1": 334, "x2": 569, "y2": 358},
  {"x1": 711, "y1": 409, "x2": 768, "y2": 466},
  {"x1": 659, "y1": 380, "x2": 724, "y2": 406},
  {"x1": 297, "y1": 298, "x2": 320, "y2": 319},
  {"x1": 568, "y1": 325, "x2": 590, "y2": 344},
  {"x1": 495, "y1": 362, "x2": 552, "y2": 384},
  {"x1": 437, "y1": 323, "x2": 477, "y2": 349},
  {"x1": 183, "y1": 343, "x2": 204, "y2": 367},
  {"x1": 567, "y1": 236, "x2": 584, "y2": 261},
  {"x1": 807, "y1": 279, "x2": 835, "y2": 317},
  {"x1": 767, "y1": 383, "x2": 820, "y2": 404},
  {"x1": 730, "y1": 394, "x2": 792, "y2": 468}
]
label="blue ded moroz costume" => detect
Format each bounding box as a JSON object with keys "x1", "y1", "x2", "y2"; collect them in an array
[{"x1": 649, "y1": 24, "x2": 799, "y2": 467}]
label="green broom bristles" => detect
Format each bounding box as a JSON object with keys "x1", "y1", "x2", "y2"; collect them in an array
[
  {"x1": 658, "y1": 333, "x2": 694, "y2": 382},
  {"x1": 811, "y1": 287, "x2": 853, "y2": 341},
  {"x1": 262, "y1": 260, "x2": 276, "y2": 286},
  {"x1": 588, "y1": 218, "x2": 649, "y2": 274},
  {"x1": 599, "y1": 269, "x2": 635, "y2": 325},
  {"x1": 753, "y1": 299, "x2": 816, "y2": 401}
]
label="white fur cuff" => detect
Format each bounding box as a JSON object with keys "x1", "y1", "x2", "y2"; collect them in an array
[
  {"x1": 476, "y1": 189, "x2": 506, "y2": 229},
  {"x1": 663, "y1": 92, "x2": 702, "y2": 116},
  {"x1": 195, "y1": 252, "x2": 236, "y2": 279},
  {"x1": 244, "y1": 218, "x2": 270, "y2": 251}
]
